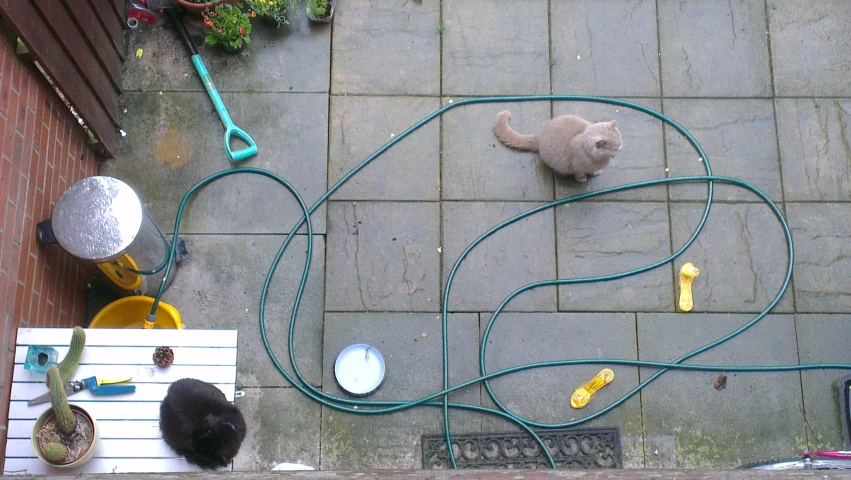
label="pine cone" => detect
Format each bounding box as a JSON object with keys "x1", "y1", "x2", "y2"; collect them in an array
[{"x1": 153, "y1": 346, "x2": 174, "y2": 367}]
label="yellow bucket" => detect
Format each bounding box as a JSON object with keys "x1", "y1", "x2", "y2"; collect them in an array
[{"x1": 89, "y1": 296, "x2": 184, "y2": 329}]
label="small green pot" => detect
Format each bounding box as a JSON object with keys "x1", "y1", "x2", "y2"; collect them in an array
[
  {"x1": 32, "y1": 405, "x2": 100, "y2": 468},
  {"x1": 306, "y1": 0, "x2": 335, "y2": 23}
]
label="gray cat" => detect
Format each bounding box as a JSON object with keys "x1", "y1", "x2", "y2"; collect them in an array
[{"x1": 494, "y1": 111, "x2": 623, "y2": 182}]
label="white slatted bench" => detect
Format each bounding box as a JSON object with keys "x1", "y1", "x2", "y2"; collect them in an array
[{"x1": 3, "y1": 328, "x2": 238, "y2": 475}]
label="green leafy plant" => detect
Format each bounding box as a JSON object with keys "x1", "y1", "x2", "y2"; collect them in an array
[
  {"x1": 245, "y1": 0, "x2": 294, "y2": 27},
  {"x1": 306, "y1": 0, "x2": 329, "y2": 18},
  {"x1": 203, "y1": 3, "x2": 252, "y2": 51}
]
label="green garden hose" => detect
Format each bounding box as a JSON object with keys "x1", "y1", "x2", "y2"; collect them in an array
[{"x1": 147, "y1": 95, "x2": 851, "y2": 468}]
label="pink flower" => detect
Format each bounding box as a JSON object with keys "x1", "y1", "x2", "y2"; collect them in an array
[{"x1": 239, "y1": 27, "x2": 245, "y2": 35}]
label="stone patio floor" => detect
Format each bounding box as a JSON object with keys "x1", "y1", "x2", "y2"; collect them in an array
[{"x1": 103, "y1": 0, "x2": 851, "y2": 471}]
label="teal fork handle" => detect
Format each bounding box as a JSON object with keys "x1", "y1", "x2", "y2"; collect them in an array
[{"x1": 191, "y1": 54, "x2": 258, "y2": 162}]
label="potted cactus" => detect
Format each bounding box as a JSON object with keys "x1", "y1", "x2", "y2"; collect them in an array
[{"x1": 31, "y1": 328, "x2": 100, "y2": 468}]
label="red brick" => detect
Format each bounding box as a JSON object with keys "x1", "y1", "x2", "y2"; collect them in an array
[
  {"x1": 2, "y1": 238, "x2": 20, "y2": 296},
  {"x1": 0, "y1": 49, "x2": 12, "y2": 119},
  {"x1": 3, "y1": 88, "x2": 19, "y2": 161},
  {"x1": 10, "y1": 177, "x2": 27, "y2": 246},
  {"x1": 11, "y1": 278, "x2": 25, "y2": 324},
  {"x1": 9, "y1": 54, "x2": 22, "y2": 94}
]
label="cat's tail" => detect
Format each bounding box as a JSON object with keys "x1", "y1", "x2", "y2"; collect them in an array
[{"x1": 494, "y1": 111, "x2": 540, "y2": 152}]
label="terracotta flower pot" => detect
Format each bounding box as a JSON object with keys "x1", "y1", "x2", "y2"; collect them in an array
[
  {"x1": 175, "y1": 0, "x2": 226, "y2": 15},
  {"x1": 32, "y1": 405, "x2": 100, "y2": 468}
]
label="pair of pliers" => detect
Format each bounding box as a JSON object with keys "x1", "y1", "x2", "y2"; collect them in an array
[{"x1": 27, "y1": 376, "x2": 135, "y2": 406}]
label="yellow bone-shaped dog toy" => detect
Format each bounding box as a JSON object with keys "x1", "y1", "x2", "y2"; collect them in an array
[
  {"x1": 570, "y1": 368, "x2": 615, "y2": 409},
  {"x1": 678, "y1": 262, "x2": 700, "y2": 312}
]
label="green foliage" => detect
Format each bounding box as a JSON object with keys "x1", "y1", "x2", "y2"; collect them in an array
[
  {"x1": 245, "y1": 0, "x2": 295, "y2": 27},
  {"x1": 47, "y1": 366, "x2": 76, "y2": 435},
  {"x1": 43, "y1": 443, "x2": 69, "y2": 463},
  {"x1": 58, "y1": 326, "x2": 85, "y2": 383},
  {"x1": 306, "y1": 0, "x2": 329, "y2": 18},
  {"x1": 203, "y1": 3, "x2": 252, "y2": 50}
]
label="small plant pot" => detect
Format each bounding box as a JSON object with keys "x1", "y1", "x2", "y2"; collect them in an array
[
  {"x1": 32, "y1": 405, "x2": 100, "y2": 468},
  {"x1": 306, "y1": 0, "x2": 335, "y2": 23},
  {"x1": 221, "y1": 42, "x2": 247, "y2": 54},
  {"x1": 175, "y1": 0, "x2": 226, "y2": 15}
]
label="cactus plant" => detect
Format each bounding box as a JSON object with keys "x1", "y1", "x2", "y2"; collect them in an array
[
  {"x1": 43, "y1": 442, "x2": 68, "y2": 463},
  {"x1": 46, "y1": 366, "x2": 76, "y2": 435},
  {"x1": 57, "y1": 326, "x2": 85, "y2": 382}
]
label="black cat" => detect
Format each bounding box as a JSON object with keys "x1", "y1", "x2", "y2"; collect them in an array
[{"x1": 159, "y1": 378, "x2": 247, "y2": 469}]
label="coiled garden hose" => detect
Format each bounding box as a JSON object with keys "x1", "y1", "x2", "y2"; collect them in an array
[{"x1": 146, "y1": 96, "x2": 851, "y2": 468}]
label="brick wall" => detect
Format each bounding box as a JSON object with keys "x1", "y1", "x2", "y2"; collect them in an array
[{"x1": 0, "y1": 31, "x2": 99, "y2": 469}]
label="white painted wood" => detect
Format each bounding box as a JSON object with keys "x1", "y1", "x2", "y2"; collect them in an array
[
  {"x1": 6, "y1": 328, "x2": 239, "y2": 475},
  {"x1": 12, "y1": 364, "x2": 236, "y2": 384},
  {"x1": 8, "y1": 419, "x2": 164, "y2": 440},
  {"x1": 15, "y1": 328, "x2": 238, "y2": 347},
  {"x1": 10, "y1": 382, "x2": 235, "y2": 403},
  {"x1": 2, "y1": 458, "x2": 221, "y2": 475},
  {"x1": 15, "y1": 345, "x2": 237, "y2": 366}
]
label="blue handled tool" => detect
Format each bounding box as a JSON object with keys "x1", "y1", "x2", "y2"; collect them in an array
[
  {"x1": 165, "y1": 9, "x2": 257, "y2": 162},
  {"x1": 27, "y1": 376, "x2": 135, "y2": 405}
]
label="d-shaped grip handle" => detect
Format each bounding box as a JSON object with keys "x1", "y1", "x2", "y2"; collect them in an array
[{"x1": 225, "y1": 125, "x2": 258, "y2": 162}]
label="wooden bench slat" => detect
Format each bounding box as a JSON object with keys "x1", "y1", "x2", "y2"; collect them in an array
[
  {"x1": 12, "y1": 364, "x2": 237, "y2": 384},
  {"x1": 14, "y1": 345, "x2": 238, "y2": 366},
  {"x1": 7, "y1": 438, "x2": 179, "y2": 459},
  {"x1": 8, "y1": 419, "x2": 164, "y2": 439},
  {"x1": 10, "y1": 382, "x2": 235, "y2": 403},
  {"x1": 15, "y1": 328, "x2": 239, "y2": 347},
  {"x1": 3, "y1": 457, "x2": 212, "y2": 475}
]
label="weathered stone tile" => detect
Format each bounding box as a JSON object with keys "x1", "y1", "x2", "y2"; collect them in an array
[
  {"x1": 234, "y1": 387, "x2": 320, "y2": 470},
  {"x1": 670, "y1": 203, "x2": 793, "y2": 313},
  {"x1": 123, "y1": 8, "x2": 330, "y2": 93},
  {"x1": 787, "y1": 204, "x2": 851, "y2": 312},
  {"x1": 441, "y1": 99, "x2": 553, "y2": 201},
  {"x1": 658, "y1": 0, "x2": 771, "y2": 97},
  {"x1": 442, "y1": 1, "x2": 549, "y2": 95},
  {"x1": 329, "y1": 96, "x2": 439, "y2": 200},
  {"x1": 166, "y1": 235, "x2": 325, "y2": 387},
  {"x1": 442, "y1": 202, "x2": 556, "y2": 312},
  {"x1": 554, "y1": 99, "x2": 666, "y2": 202},
  {"x1": 768, "y1": 1, "x2": 851, "y2": 96},
  {"x1": 775, "y1": 99, "x2": 851, "y2": 202},
  {"x1": 320, "y1": 313, "x2": 480, "y2": 469},
  {"x1": 551, "y1": 0, "x2": 660, "y2": 96},
  {"x1": 325, "y1": 201, "x2": 440, "y2": 311},
  {"x1": 102, "y1": 92, "x2": 328, "y2": 234},
  {"x1": 795, "y1": 314, "x2": 851, "y2": 451},
  {"x1": 331, "y1": 0, "x2": 440, "y2": 94},
  {"x1": 556, "y1": 202, "x2": 672, "y2": 311},
  {"x1": 479, "y1": 312, "x2": 644, "y2": 468},
  {"x1": 638, "y1": 313, "x2": 804, "y2": 468},
  {"x1": 664, "y1": 99, "x2": 782, "y2": 202}
]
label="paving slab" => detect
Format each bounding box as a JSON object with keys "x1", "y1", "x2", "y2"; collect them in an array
[
  {"x1": 102, "y1": 91, "x2": 328, "y2": 234},
  {"x1": 670, "y1": 202, "x2": 793, "y2": 313},
  {"x1": 479, "y1": 312, "x2": 644, "y2": 468},
  {"x1": 325, "y1": 201, "x2": 440, "y2": 311},
  {"x1": 441, "y1": 202, "x2": 556, "y2": 312},
  {"x1": 442, "y1": 1, "x2": 550, "y2": 96},
  {"x1": 553, "y1": 99, "x2": 666, "y2": 202},
  {"x1": 164, "y1": 234, "x2": 326, "y2": 387},
  {"x1": 551, "y1": 0, "x2": 660, "y2": 97},
  {"x1": 123, "y1": 9, "x2": 330, "y2": 93},
  {"x1": 775, "y1": 98, "x2": 851, "y2": 202},
  {"x1": 328, "y1": 96, "x2": 439, "y2": 200},
  {"x1": 786, "y1": 203, "x2": 851, "y2": 313},
  {"x1": 234, "y1": 387, "x2": 321, "y2": 471},
  {"x1": 320, "y1": 312, "x2": 481, "y2": 469},
  {"x1": 556, "y1": 202, "x2": 672, "y2": 312},
  {"x1": 331, "y1": 0, "x2": 440, "y2": 95},
  {"x1": 638, "y1": 313, "x2": 805, "y2": 469},
  {"x1": 657, "y1": 0, "x2": 771, "y2": 97},
  {"x1": 663, "y1": 99, "x2": 782, "y2": 202},
  {"x1": 767, "y1": 1, "x2": 851, "y2": 96},
  {"x1": 441, "y1": 99, "x2": 553, "y2": 201},
  {"x1": 795, "y1": 314, "x2": 851, "y2": 451}
]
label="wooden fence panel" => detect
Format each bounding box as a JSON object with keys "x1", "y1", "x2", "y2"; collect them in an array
[{"x1": 60, "y1": 0, "x2": 122, "y2": 92}]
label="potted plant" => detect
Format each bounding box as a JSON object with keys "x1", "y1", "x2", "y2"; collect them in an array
[
  {"x1": 305, "y1": 0, "x2": 334, "y2": 23},
  {"x1": 31, "y1": 328, "x2": 100, "y2": 468},
  {"x1": 175, "y1": 0, "x2": 227, "y2": 15},
  {"x1": 245, "y1": 0, "x2": 295, "y2": 28},
  {"x1": 203, "y1": 2, "x2": 252, "y2": 53}
]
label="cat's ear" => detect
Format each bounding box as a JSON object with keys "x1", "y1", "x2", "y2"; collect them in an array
[{"x1": 609, "y1": 120, "x2": 617, "y2": 128}]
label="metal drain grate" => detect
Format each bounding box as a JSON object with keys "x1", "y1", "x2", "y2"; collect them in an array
[{"x1": 422, "y1": 427, "x2": 622, "y2": 469}]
